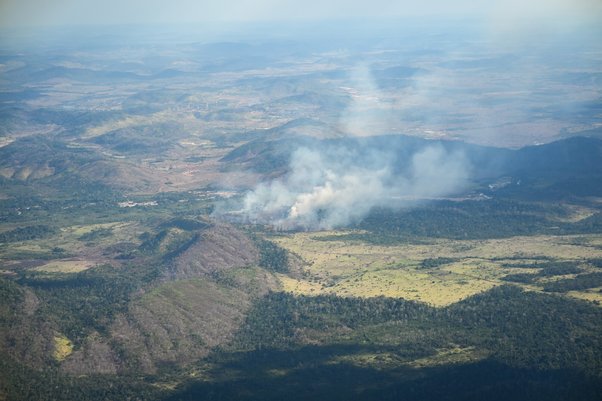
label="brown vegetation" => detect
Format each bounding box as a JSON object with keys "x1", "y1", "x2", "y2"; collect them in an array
[{"x1": 170, "y1": 223, "x2": 260, "y2": 279}]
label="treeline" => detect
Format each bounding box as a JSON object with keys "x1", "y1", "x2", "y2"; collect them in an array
[
  {"x1": 0, "y1": 225, "x2": 56, "y2": 243},
  {"x1": 420, "y1": 257, "x2": 457, "y2": 269},
  {"x1": 500, "y1": 262, "x2": 602, "y2": 292},
  {"x1": 159, "y1": 218, "x2": 211, "y2": 231},
  {"x1": 349, "y1": 200, "x2": 602, "y2": 243},
  {"x1": 255, "y1": 238, "x2": 289, "y2": 273},
  {"x1": 502, "y1": 261, "x2": 583, "y2": 285},
  {"x1": 0, "y1": 191, "x2": 119, "y2": 224},
  {"x1": 0, "y1": 278, "x2": 23, "y2": 322},
  {"x1": 228, "y1": 286, "x2": 602, "y2": 373},
  {"x1": 231, "y1": 293, "x2": 436, "y2": 350},
  {"x1": 543, "y1": 272, "x2": 602, "y2": 293},
  {"x1": 78, "y1": 227, "x2": 113, "y2": 242}
]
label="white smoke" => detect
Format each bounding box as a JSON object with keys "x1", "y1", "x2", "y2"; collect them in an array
[
  {"x1": 339, "y1": 64, "x2": 387, "y2": 136},
  {"x1": 235, "y1": 143, "x2": 469, "y2": 230}
]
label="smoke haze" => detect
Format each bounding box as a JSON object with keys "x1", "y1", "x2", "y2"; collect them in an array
[{"x1": 215, "y1": 64, "x2": 472, "y2": 230}]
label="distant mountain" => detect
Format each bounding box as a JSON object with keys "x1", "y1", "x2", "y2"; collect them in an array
[
  {"x1": 496, "y1": 137, "x2": 602, "y2": 199},
  {"x1": 7, "y1": 66, "x2": 143, "y2": 83},
  {"x1": 510, "y1": 136, "x2": 602, "y2": 176},
  {"x1": 0, "y1": 136, "x2": 162, "y2": 194},
  {"x1": 220, "y1": 134, "x2": 602, "y2": 199},
  {"x1": 0, "y1": 136, "x2": 102, "y2": 181}
]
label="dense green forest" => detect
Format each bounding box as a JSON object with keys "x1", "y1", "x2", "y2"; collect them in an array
[
  {"x1": 2, "y1": 277, "x2": 601, "y2": 400},
  {"x1": 0, "y1": 225, "x2": 57, "y2": 243},
  {"x1": 168, "y1": 287, "x2": 602, "y2": 401},
  {"x1": 344, "y1": 200, "x2": 602, "y2": 243},
  {"x1": 256, "y1": 238, "x2": 290, "y2": 273}
]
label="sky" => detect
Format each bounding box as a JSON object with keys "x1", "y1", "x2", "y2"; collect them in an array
[{"x1": 1, "y1": 0, "x2": 601, "y2": 28}]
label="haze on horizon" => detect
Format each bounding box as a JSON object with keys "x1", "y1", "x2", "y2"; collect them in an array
[
  {"x1": 1, "y1": 0, "x2": 601, "y2": 29},
  {"x1": 0, "y1": 0, "x2": 600, "y2": 231}
]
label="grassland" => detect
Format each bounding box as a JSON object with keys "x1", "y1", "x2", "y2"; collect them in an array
[
  {"x1": 0, "y1": 221, "x2": 144, "y2": 270},
  {"x1": 326, "y1": 345, "x2": 489, "y2": 372},
  {"x1": 34, "y1": 260, "x2": 95, "y2": 273},
  {"x1": 53, "y1": 334, "x2": 73, "y2": 361},
  {"x1": 272, "y1": 231, "x2": 602, "y2": 306},
  {"x1": 567, "y1": 287, "x2": 602, "y2": 304}
]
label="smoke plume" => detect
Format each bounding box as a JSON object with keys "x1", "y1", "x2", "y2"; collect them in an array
[
  {"x1": 221, "y1": 65, "x2": 472, "y2": 230},
  {"x1": 232, "y1": 143, "x2": 469, "y2": 230}
]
